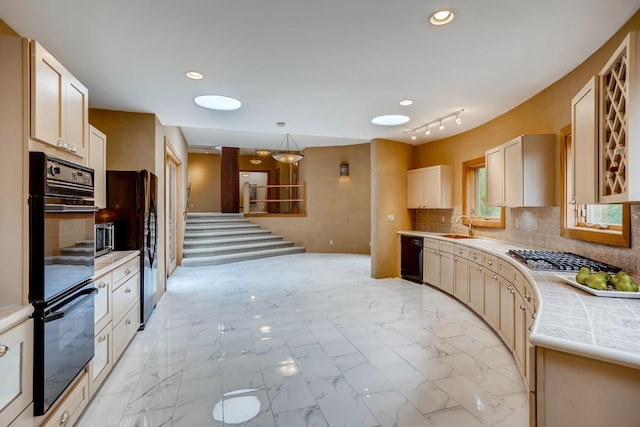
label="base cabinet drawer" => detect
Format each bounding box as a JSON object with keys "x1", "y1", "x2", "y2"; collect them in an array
[
  {"x1": 40, "y1": 372, "x2": 89, "y2": 427},
  {"x1": 112, "y1": 257, "x2": 139, "y2": 287},
  {"x1": 113, "y1": 302, "x2": 140, "y2": 362},
  {"x1": 112, "y1": 273, "x2": 139, "y2": 326},
  {"x1": 0, "y1": 319, "x2": 33, "y2": 427},
  {"x1": 88, "y1": 322, "x2": 112, "y2": 397}
]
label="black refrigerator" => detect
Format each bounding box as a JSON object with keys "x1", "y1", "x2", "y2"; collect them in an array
[{"x1": 106, "y1": 170, "x2": 158, "y2": 329}]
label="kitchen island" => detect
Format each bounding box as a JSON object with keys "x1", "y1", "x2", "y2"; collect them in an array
[{"x1": 399, "y1": 231, "x2": 640, "y2": 427}]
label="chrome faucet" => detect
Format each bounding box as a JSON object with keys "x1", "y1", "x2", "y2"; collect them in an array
[{"x1": 455, "y1": 215, "x2": 473, "y2": 236}]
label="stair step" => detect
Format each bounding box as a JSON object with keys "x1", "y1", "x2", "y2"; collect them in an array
[
  {"x1": 183, "y1": 240, "x2": 294, "y2": 257},
  {"x1": 186, "y1": 218, "x2": 250, "y2": 225},
  {"x1": 181, "y1": 247, "x2": 306, "y2": 267},
  {"x1": 184, "y1": 229, "x2": 272, "y2": 240},
  {"x1": 183, "y1": 234, "x2": 283, "y2": 248},
  {"x1": 187, "y1": 212, "x2": 243, "y2": 219},
  {"x1": 185, "y1": 223, "x2": 261, "y2": 231},
  {"x1": 61, "y1": 247, "x2": 95, "y2": 255}
]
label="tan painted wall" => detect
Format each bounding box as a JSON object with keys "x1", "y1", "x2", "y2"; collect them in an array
[
  {"x1": 89, "y1": 109, "x2": 157, "y2": 173},
  {"x1": 370, "y1": 139, "x2": 413, "y2": 279},
  {"x1": 0, "y1": 23, "x2": 27, "y2": 304},
  {"x1": 88, "y1": 109, "x2": 185, "y2": 300},
  {"x1": 413, "y1": 11, "x2": 640, "y2": 208},
  {"x1": 241, "y1": 143, "x2": 372, "y2": 254},
  {"x1": 187, "y1": 153, "x2": 221, "y2": 212}
]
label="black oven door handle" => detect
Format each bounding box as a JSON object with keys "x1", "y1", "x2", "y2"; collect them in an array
[
  {"x1": 45, "y1": 288, "x2": 98, "y2": 322},
  {"x1": 45, "y1": 204, "x2": 99, "y2": 213}
]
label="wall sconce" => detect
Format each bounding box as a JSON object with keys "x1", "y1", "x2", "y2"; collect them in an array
[{"x1": 340, "y1": 162, "x2": 349, "y2": 177}]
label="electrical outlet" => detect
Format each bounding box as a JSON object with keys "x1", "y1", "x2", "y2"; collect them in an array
[
  {"x1": 532, "y1": 220, "x2": 538, "y2": 231},
  {"x1": 441, "y1": 216, "x2": 445, "y2": 223},
  {"x1": 387, "y1": 214, "x2": 395, "y2": 222},
  {"x1": 515, "y1": 219, "x2": 520, "y2": 229},
  {"x1": 329, "y1": 240, "x2": 334, "y2": 245}
]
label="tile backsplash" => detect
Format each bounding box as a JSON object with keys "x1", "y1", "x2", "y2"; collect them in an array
[{"x1": 412, "y1": 205, "x2": 640, "y2": 276}]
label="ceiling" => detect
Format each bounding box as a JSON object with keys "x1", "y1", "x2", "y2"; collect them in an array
[{"x1": 1, "y1": 1, "x2": 639, "y2": 151}]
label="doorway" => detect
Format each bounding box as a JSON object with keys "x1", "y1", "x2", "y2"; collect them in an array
[
  {"x1": 239, "y1": 171, "x2": 268, "y2": 213},
  {"x1": 166, "y1": 142, "x2": 182, "y2": 277}
]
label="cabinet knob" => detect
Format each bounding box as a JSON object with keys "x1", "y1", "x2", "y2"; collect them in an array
[
  {"x1": 493, "y1": 274, "x2": 498, "y2": 280},
  {"x1": 488, "y1": 260, "x2": 493, "y2": 266},
  {"x1": 60, "y1": 410, "x2": 70, "y2": 425},
  {"x1": 125, "y1": 287, "x2": 131, "y2": 293},
  {"x1": 0, "y1": 344, "x2": 8, "y2": 357},
  {"x1": 98, "y1": 334, "x2": 106, "y2": 343},
  {"x1": 125, "y1": 319, "x2": 131, "y2": 325},
  {"x1": 458, "y1": 249, "x2": 463, "y2": 255},
  {"x1": 569, "y1": 199, "x2": 577, "y2": 205},
  {"x1": 477, "y1": 267, "x2": 483, "y2": 272},
  {"x1": 525, "y1": 291, "x2": 532, "y2": 302},
  {"x1": 520, "y1": 304, "x2": 526, "y2": 311},
  {"x1": 472, "y1": 254, "x2": 477, "y2": 259},
  {"x1": 125, "y1": 268, "x2": 131, "y2": 275},
  {"x1": 98, "y1": 282, "x2": 106, "y2": 289},
  {"x1": 528, "y1": 325, "x2": 533, "y2": 332},
  {"x1": 531, "y1": 312, "x2": 537, "y2": 319}
]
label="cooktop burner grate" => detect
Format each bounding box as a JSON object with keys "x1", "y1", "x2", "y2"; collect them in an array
[{"x1": 507, "y1": 249, "x2": 621, "y2": 273}]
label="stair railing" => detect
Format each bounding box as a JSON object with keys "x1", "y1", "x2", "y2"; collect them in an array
[{"x1": 183, "y1": 182, "x2": 191, "y2": 220}]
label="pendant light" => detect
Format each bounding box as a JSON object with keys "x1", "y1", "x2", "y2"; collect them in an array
[{"x1": 272, "y1": 134, "x2": 303, "y2": 163}]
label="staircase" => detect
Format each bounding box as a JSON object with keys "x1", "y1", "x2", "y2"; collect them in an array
[{"x1": 181, "y1": 212, "x2": 305, "y2": 267}]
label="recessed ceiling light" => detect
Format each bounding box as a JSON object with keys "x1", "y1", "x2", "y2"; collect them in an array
[
  {"x1": 371, "y1": 115, "x2": 410, "y2": 126},
  {"x1": 249, "y1": 159, "x2": 262, "y2": 165},
  {"x1": 255, "y1": 149, "x2": 271, "y2": 156},
  {"x1": 430, "y1": 10, "x2": 455, "y2": 26},
  {"x1": 185, "y1": 71, "x2": 204, "y2": 80},
  {"x1": 400, "y1": 99, "x2": 414, "y2": 106},
  {"x1": 411, "y1": 135, "x2": 417, "y2": 140},
  {"x1": 194, "y1": 95, "x2": 242, "y2": 111}
]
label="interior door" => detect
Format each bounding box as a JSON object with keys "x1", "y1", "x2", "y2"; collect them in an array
[{"x1": 166, "y1": 158, "x2": 178, "y2": 276}]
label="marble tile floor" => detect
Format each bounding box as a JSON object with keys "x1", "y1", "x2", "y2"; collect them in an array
[{"x1": 77, "y1": 253, "x2": 528, "y2": 427}]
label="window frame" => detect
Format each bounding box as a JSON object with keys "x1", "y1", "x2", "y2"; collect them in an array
[
  {"x1": 560, "y1": 125, "x2": 630, "y2": 247},
  {"x1": 462, "y1": 157, "x2": 505, "y2": 229}
]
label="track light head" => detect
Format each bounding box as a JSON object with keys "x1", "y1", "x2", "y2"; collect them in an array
[{"x1": 439, "y1": 121, "x2": 445, "y2": 130}]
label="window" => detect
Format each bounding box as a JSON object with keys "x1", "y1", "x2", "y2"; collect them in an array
[
  {"x1": 560, "y1": 127, "x2": 630, "y2": 247},
  {"x1": 462, "y1": 157, "x2": 505, "y2": 228}
]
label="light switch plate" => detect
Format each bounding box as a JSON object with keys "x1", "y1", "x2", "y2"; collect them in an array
[{"x1": 387, "y1": 214, "x2": 395, "y2": 222}]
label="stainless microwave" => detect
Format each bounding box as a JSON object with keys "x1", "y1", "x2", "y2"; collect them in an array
[{"x1": 95, "y1": 222, "x2": 114, "y2": 257}]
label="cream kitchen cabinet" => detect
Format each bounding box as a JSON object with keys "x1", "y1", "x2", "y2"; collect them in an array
[
  {"x1": 89, "y1": 126, "x2": 107, "y2": 208},
  {"x1": 423, "y1": 238, "x2": 454, "y2": 294},
  {"x1": 30, "y1": 40, "x2": 89, "y2": 160},
  {"x1": 485, "y1": 134, "x2": 556, "y2": 207},
  {"x1": 569, "y1": 76, "x2": 599, "y2": 205},
  {"x1": 38, "y1": 372, "x2": 89, "y2": 427},
  {"x1": 89, "y1": 251, "x2": 140, "y2": 398},
  {"x1": 452, "y1": 245, "x2": 469, "y2": 304},
  {"x1": 406, "y1": 165, "x2": 454, "y2": 209},
  {"x1": 88, "y1": 322, "x2": 112, "y2": 397},
  {"x1": 0, "y1": 319, "x2": 33, "y2": 427},
  {"x1": 467, "y1": 260, "x2": 484, "y2": 315}
]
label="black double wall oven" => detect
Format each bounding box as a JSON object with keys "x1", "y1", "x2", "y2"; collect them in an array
[{"x1": 29, "y1": 152, "x2": 98, "y2": 415}]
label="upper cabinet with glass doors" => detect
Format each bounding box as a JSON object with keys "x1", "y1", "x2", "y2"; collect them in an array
[{"x1": 571, "y1": 31, "x2": 640, "y2": 203}]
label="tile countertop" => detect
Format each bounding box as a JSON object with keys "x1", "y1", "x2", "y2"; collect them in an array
[
  {"x1": 399, "y1": 231, "x2": 640, "y2": 370},
  {"x1": 0, "y1": 305, "x2": 33, "y2": 335},
  {"x1": 94, "y1": 250, "x2": 140, "y2": 278}
]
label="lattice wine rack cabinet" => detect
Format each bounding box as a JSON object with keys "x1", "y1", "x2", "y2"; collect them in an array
[{"x1": 598, "y1": 31, "x2": 640, "y2": 203}]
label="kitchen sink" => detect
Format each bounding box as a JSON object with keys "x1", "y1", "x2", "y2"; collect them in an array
[{"x1": 441, "y1": 234, "x2": 475, "y2": 239}]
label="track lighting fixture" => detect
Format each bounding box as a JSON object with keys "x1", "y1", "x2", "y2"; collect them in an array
[{"x1": 404, "y1": 109, "x2": 465, "y2": 138}]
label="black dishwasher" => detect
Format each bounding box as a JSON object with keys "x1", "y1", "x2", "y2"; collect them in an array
[{"x1": 401, "y1": 235, "x2": 423, "y2": 284}]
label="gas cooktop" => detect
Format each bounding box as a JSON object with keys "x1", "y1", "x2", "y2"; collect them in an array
[{"x1": 507, "y1": 249, "x2": 621, "y2": 273}]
